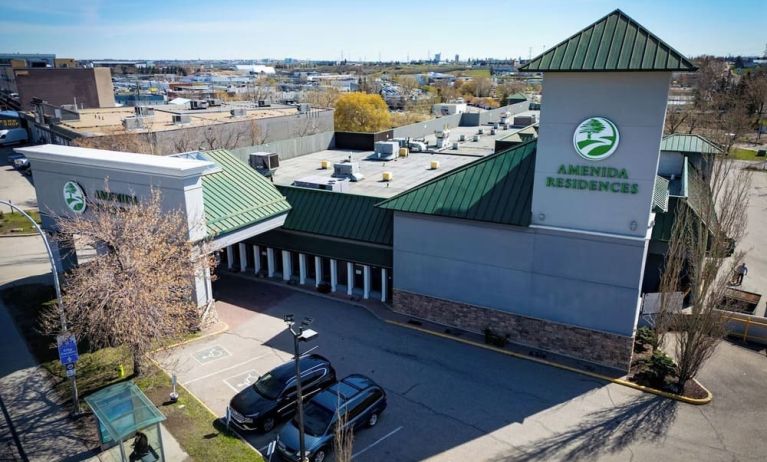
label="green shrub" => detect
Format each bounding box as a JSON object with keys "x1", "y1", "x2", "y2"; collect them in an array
[
  {"x1": 642, "y1": 350, "x2": 677, "y2": 387},
  {"x1": 635, "y1": 326, "x2": 657, "y2": 349},
  {"x1": 483, "y1": 327, "x2": 509, "y2": 348}
]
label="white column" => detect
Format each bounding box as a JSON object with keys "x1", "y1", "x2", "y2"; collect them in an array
[
  {"x1": 253, "y1": 245, "x2": 261, "y2": 274},
  {"x1": 238, "y1": 243, "x2": 247, "y2": 272},
  {"x1": 330, "y1": 259, "x2": 338, "y2": 292},
  {"x1": 226, "y1": 245, "x2": 234, "y2": 270},
  {"x1": 315, "y1": 256, "x2": 323, "y2": 287},
  {"x1": 347, "y1": 262, "x2": 354, "y2": 296},
  {"x1": 282, "y1": 250, "x2": 292, "y2": 281},
  {"x1": 204, "y1": 266, "x2": 213, "y2": 304},
  {"x1": 363, "y1": 265, "x2": 371, "y2": 300},
  {"x1": 267, "y1": 248, "x2": 275, "y2": 277},
  {"x1": 299, "y1": 253, "x2": 307, "y2": 285},
  {"x1": 381, "y1": 268, "x2": 388, "y2": 303}
]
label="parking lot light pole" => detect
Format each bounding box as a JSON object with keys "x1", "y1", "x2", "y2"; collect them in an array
[{"x1": 284, "y1": 314, "x2": 318, "y2": 462}]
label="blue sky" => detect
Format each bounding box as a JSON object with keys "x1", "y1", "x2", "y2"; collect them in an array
[{"x1": 0, "y1": 0, "x2": 764, "y2": 60}]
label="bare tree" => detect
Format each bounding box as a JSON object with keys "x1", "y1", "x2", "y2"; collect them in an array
[
  {"x1": 43, "y1": 188, "x2": 212, "y2": 376},
  {"x1": 302, "y1": 88, "x2": 341, "y2": 109},
  {"x1": 249, "y1": 119, "x2": 269, "y2": 145},
  {"x1": 333, "y1": 394, "x2": 354, "y2": 462},
  {"x1": 658, "y1": 156, "x2": 751, "y2": 393},
  {"x1": 294, "y1": 113, "x2": 320, "y2": 138},
  {"x1": 73, "y1": 132, "x2": 156, "y2": 155}
]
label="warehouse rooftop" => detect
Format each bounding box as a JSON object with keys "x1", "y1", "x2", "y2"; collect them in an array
[
  {"x1": 58, "y1": 103, "x2": 311, "y2": 137},
  {"x1": 272, "y1": 149, "x2": 484, "y2": 198}
]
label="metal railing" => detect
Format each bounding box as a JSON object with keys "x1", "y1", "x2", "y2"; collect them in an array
[{"x1": 722, "y1": 312, "x2": 767, "y2": 344}]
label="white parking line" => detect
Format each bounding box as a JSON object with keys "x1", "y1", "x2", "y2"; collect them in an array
[
  {"x1": 352, "y1": 426, "x2": 403, "y2": 460},
  {"x1": 181, "y1": 354, "x2": 270, "y2": 386}
]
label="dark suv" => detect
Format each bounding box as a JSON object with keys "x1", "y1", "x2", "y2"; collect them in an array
[
  {"x1": 277, "y1": 374, "x2": 387, "y2": 462},
  {"x1": 227, "y1": 355, "x2": 336, "y2": 432}
]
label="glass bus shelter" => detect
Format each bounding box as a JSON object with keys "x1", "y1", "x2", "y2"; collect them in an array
[{"x1": 84, "y1": 381, "x2": 166, "y2": 462}]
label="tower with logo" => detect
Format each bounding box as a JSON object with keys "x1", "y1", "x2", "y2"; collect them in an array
[{"x1": 524, "y1": 9, "x2": 696, "y2": 237}]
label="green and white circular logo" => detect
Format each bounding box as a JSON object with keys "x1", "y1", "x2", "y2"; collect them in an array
[
  {"x1": 573, "y1": 116, "x2": 620, "y2": 161},
  {"x1": 63, "y1": 181, "x2": 86, "y2": 213}
]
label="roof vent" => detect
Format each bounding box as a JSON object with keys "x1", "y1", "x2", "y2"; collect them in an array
[
  {"x1": 172, "y1": 114, "x2": 191, "y2": 125},
  {"x1": 230, "y1": 108, "x2": 247, "y2": 117},
  {"x1": 122, "y1": 116, "x2": 143, "y2": 130},
  {"x1": 134, "y1": 106, "x2": 154, "y2": 117}
]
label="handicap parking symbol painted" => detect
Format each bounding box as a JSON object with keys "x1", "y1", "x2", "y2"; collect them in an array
[
  {"x1": 224, "y1": 369, "x2": 260, "y2": 392},
  {"x1": 193, "y1": 345, "x2": 230, "y2": 364}
]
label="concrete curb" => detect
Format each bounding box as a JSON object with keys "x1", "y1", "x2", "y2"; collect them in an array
[
  {"x1": 387, "y1": 320, "x2": 714, "y2": 405},
  {"x1": 0, "y1": 233, "x2": 37, "y2": 238},
  {"x1": 154, "y1": 321, "x2": 230, "y2": 352},
  {"x1": 146, "y1": 356, "x2": 264, "y2": 460}
]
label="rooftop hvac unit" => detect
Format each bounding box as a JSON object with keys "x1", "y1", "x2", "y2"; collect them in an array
[
  {"x1": 122, "y1": 116, "x2": 143, "y2": 130},
  {"x1": 293, "y1": 176, "x2": 349, "y2": 192},
  {"x1": 172, "y1": 114, "x2": 191, "y2": 125},
  {"x1": 190, "y1": 100, "x2": 209, "y2": 110},
  {"x1": 207, "y1": 98, "x2": 223, "y2": 107},
  {"x1": 371, "y1": 141, "x2": 399, "y2": 161},
  {"x1": 134, "y1": 106, "x2": 155, "y2": 117},
  {"x1": 513, "y1": 114, "x2": 537, "y2": 127},
  {"x1": 249, "y1": 152, "x2": 280, "y2": 177},
  {"x1": 230, "y1": 108, "x2": 247, "y2": 117},
  {"x1": 297, "y1": 103, "x2": 311, "y2": 113},
  {"x1": 332, "y1": 162, "x2": 364, "y2": 182},
  {"x1": 257, "y1": 100, "x2": 270, "y2": 107}
]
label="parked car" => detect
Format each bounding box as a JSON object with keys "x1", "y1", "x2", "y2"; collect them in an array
[
  {"x1": 227, "y1": 355, "x2": 336, "y2": 433},
  {"x1": 0, "y1": 128, "x2": 29, "y2": 147},
  {"x1": 276, "y1": 374, "x2": 387, "y2": 462},
  {"x1": 7, "y1": 152, "x2": 24, "y2": 165},
  {"x1": 13, "y1": 156, "x2": 29, "y2": 171}
]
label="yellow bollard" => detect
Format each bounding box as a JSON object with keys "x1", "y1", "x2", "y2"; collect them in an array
[{"x1": 117, "y1": 364, "x2": 125, "y2": 378}]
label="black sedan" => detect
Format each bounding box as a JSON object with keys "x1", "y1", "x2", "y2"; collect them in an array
[{"x1": 227, "y1": 354, "x2": 336, "y2": 432}]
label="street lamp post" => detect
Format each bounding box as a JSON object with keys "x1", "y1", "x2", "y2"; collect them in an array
[
  {"x1": 0, "y1": 200, "x2": 79, "y2": 414},
  {"x1": 283, "y1": 314, "x2": 318, "y2": 462}
]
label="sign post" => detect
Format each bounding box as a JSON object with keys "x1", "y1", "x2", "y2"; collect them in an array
[{"x1": 57, "y1": 332, "x2": 81, "y2": 414}]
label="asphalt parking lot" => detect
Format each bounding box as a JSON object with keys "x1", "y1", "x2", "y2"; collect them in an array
[
  {"x1": 162, "y1": 276, "x2": 605, "y2": 461},
  {"x1": 162, "y1": 275, "x2": 767, "y2": 461}
]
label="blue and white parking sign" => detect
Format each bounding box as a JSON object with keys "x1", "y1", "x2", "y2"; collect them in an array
[{"x1": 57, "y1": 332, "x2": 79, "y2": 365}]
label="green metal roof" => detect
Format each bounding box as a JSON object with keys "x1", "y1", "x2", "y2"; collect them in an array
[
  {"x1": 660, "y1": 134, "x2": 722, "y2": 154},
  {"x1": 84, "y1": 381, "x2": 165, "y2": 443},
  {"x1": 520, "y1": 9, "x2": 696, "y2": 72},
  {"x1": 507, "y1": 92, "x2": 528, "y2": 103},
  {"x1": 276, "y1": 186, "x2": 392, "y2": 246},
  {"x1": 202, "y1": 150, "x2": 291, "y2": 237},
  {"x1": 378, "y1": 140, "x2": 537, "y2": 227},
  {"x1": 652, "y1": 176, "x2": 670, "y2": 213}
]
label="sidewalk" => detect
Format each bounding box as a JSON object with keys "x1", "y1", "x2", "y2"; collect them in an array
[
  {"x1": 0, "y1": 295, "x2": 96, "y2": 461},
  {"x1": 0, "y1": 291, "x2": 189, "y2": 461}
]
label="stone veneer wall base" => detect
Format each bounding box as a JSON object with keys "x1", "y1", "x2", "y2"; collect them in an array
[{"x1": 393, "y1": 290, "x2": 634, "y2": 372}]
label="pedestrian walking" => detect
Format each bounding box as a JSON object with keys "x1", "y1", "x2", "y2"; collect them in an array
[{"x1": 735, "y1": 262, "x2": 748, "y2": 285}]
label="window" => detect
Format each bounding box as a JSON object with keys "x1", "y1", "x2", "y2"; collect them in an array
[
  {"x1": 347, "y1": 391, "x2": 374, "y2": 421},
  {"x1": 302, "y1": 369, "x2": 325, "y2": 388},
  {"x1": 358, "y1": 389, "x2": 383, "y2": 412}
]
